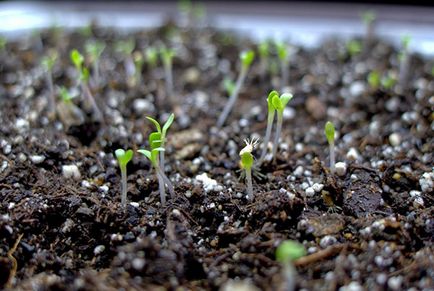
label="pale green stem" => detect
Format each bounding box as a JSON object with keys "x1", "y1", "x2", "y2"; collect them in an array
[
  {"x1": 245, "y1": 167, "x2": 253, "y2": 201},
  {"x1": 399, "y1": 51, "x2": 410, "y2": 90},
  {"x1": 281, "y1": 58, "x2": 289, "y2": 90},
  {"x1": 217, "y1": 66, "x2": 248, "y2": 127},
  {"x1": 157, "y1": 167, "x2": 175, "y2": 198},
  {"x1": 258, "y1": 110, "x2": 275, "y2": 165},
  {"x1": 120, "y1": 165, "x2": 127, "y2": 207},
  {"x1": 272, "y1": 112, "x2": 283, "y2": 162},
  {"x1": 46, "y1": 71, "x2": 56, "y2": 116},
  {"x1": 282, "y1": 262, "x2": 296, "y2": 291},
  {"x1": 156, "y1": 169, "x2": 166, "y2": 206},
  {"x1": 163, "y1": 60, "x2": 174, "y2": 104},
  {"x1": 81, "y1": 82, "x2": 103, "y2": 122},
  {"x1": 329, "y1": 142, "x2": 335, "y2": 173}
]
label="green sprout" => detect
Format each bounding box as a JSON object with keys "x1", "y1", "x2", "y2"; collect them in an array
[
  {"x1": 325, "y1": 121, "x2": 336, "y2": 173},
  {"x1": 138, "y1": 118, "x2": 175, "y2": 206},
  {"x1": 57, "y1": 86, "x2": 85, "y2": 128},
  {"x1": 115, "y1": 149, "x2": 133, "y2": 207},
  {"x1": 258, "y1": 40, "x2": 270, "y2": 80},
  {"x1": 275, "y1": 41, "x2": 290, "y2": 89},
  {"x1": 41, "y1": 50, "x2": 58, "y2": 118},
  {"x1": 367, "y1": 70, "x2": 381, "y2": 90},
  {"x1": 0, "y1": 36, "x2": 6, "y2": 51},
  {"x1": 145, "y1": 47, "x2": 158, "y2": 71},
  {"x1": 132, "y1": 51, "x2": 145, "y2": 87},
  {"x1": 381, "y1": 71, "x2": 397, "y2": 90},
  {"x1": 70, "y1": 49, "x2": 103, "y2": 121},
  {"x1": 239, "y1": 138, "x2": 258, "y2": 201},
  {"x1": 270, "y1": 92, "x2": 293, "y2": 162},
  {"x1": 146, "y1": 113, "x2": 175, "y2": 174},
  {"x1": 217, "y1": 50, "x2": 255, "y2": 127},
  {"x1": 346, "y1": 39, "x2": 362, "y2": 57},
  {"x1": 399, "y1": 35, "x2": 411, "y2": 89},
  {"x1": 160, "y1": 45, "x2": 176, "y2": 103},
  {"x1": 115, "y1": 39, "x2": 136, "y2": 79},
  {"x1": 258, "y1": 90, "x2": 279, "y2": 164},
  {"x1": 275, "y1": 240, "x2": 306, "y2": 291},
  {"x1": 85, "y1": 40, "x2": 105, "y2": 86},
  {"x1": 223, "y1": 78, "x2": 236, "y2": 96}
]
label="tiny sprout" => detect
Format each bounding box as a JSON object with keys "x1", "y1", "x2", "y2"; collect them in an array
[
  {"x1": 381, "y1": 72, "x2": 397, "y2": 90},
  {"x1": 275, "y1": 240, "x2": 306, "y2": 291},
  {"x1": 275, "y1": 41, "x2": 290, "y2": 89},
  {"x1": 271, "y1": 92, "x2": 293, "y2": 161},
  {"x1": 367, "y1": 70, "x2": 381, "y2": 89},
  {"x1": 217, "y1": 50, "x2": 255, "y2": 127},
  {"x1": 41, "y1": 50, "x2": 58, "y2": 117},
  {"x1": 361, "y1": 11, "x2": 376, "y2": 46},
  {"x1": 258, "y1": 40, "x2": 270, "y2": 80},
  {"x1": 239, "y1": 138, "x2": 259, "y2": 200},
  {"x1": 399, "y1": 35, "x2": 411, "y2": 89},
  {"x1": 57, "y1": 86, "x2": 85, "y2": 128},
  {"x1": 85, "y1": 40, "x2": 105, "y2": 86},
  {"x1": 145, "y1": 47, "x2": 158, "y2": 71},
  {"x1": 116, "y1": 39, "x2": 136, "y2": 80},
  {"x1": 131, "y1": 51, "x2": 145, "y2": 87},
  {"x1": 258, "y1": 90, "x2": 279, "y2": 164},
  {"x1": 160, "y1": 45, "x2": 175, "y2": 103},
  {"x1": 325, "y1": 121, "x2": 336, "y2": 173},
  {"x1": 346, "y1": 40, "x2": 362, "y2": 57},
  {"x1": 223, "y1": 78, "x2": 236, "y2": 96},
  {"x1": 70, "y1": 49, "x2": 103, "y2": 121},
  {"x1": 146, "y1": 113, "x2": 175, "y2": 173},
  {"x1": 115, "y1": 149, "x2": 133, "y2": 207}
]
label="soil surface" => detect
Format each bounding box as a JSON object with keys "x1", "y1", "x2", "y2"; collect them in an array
[{"x1": 0, "y1": 20, "x2": 433, "y2": 291}]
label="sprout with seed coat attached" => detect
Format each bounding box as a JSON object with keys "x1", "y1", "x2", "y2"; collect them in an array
[
  {"x1": 115, "y1": 149, "x2": 133, "y2": 207},
  {"x1": 325, "y1": 121, "x2": 336, "y2": 173},
  {"x1": 240, "y1": 138, "x2": 258, "y2": 200},
  {"x1": 271, "y1": 92, "x2": 293, "y2": 162},
  {"x1": 275, "y1": 240, "x2": 306, "y2": 291},
  {"x1": 217, "y1": 50, "x2": 255, "y2": 127}
]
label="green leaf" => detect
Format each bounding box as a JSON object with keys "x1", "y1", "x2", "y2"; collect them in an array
[
  {"x1": 70, "y1": 49, "x2": 84, "y2": 69},
  {"x1": 162, "y1": 113, "x2": 175, "y2": 136},
  {"x1": 116, "y1": 39, "x2": 135, "y2": 55},
  {"x1": 275, "y1": 41, "x2": 288, "y2": 61},
  {"x1": 115, "y1": 149, "x2": 133, "y2": 167},
  {"x1": 258, "y1": 40, "x2": 269, "y2": 58},
  {"x1": 149, "y1": 132, "x2": 162, "y2": 149},
  {"x1": 223, "y1": 78, "x2": 236, "y2": 96},
  {"x1": 85, "y1": 40, "x2": 105, "y2": 61},
  {"x1": 145, "y1": 47, "x2": 158, "y2": 67},
  {"x1": 240, "y1": 152, "x2": 254, "y2": 169},
  {"x1": 361, "y1": 11, "x2": 376, "y2": 25},
  {"x1": 346, "y1": 40, "x2": 362, "y2": 57},
  {"x1": 240, "y1": 50, "x2": 255, "y2": 68},
  {"x1": 146, "y1": 116, "x2": 162, "y2": 133},
  {"x1": 275, "y1": 240, "x2": 306, "y2": 263},
  {"x1": 160, "y1": 46, "x2": 175, "y2": 65},
  {"x1": 137, "y1": 149, "x2": 152, "y2": 160},
  {"x1": 280, "y1": 93, "x2": 293, "y2": 108},
  {"x1": 271, "y1": 94, "x2": 283, "y2": 111},
  {"x1": 41, "y1": 51, "x2": 58, "y2": 71},
  {"x1": 59, "y1": 86, "x2": 74, "y2": 102},
  {"x1": 325, "y1": 121, "x2": 335, "y2": 145},
  {"x1": 367, "y1": 70, "x2": 380, "y2": 89},
  {"x1": 401, "y1": 35, "x2": 411, "y2": 50},
  {"x1": 81, "y1": 67, "x2": 90, "y2": 82},
  {"x1": 267, "y1": 90, "x2": 279, "y2": 111}
]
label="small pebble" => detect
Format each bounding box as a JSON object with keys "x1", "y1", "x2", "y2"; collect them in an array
[
  {"x1": 312, "y1": 183, "x2": 324, "y2": 192},
  {"x1": 294, "y1": 166, "x2": 304, "y2": 177},
  {"x1": 389, "y1": 133, "x2": 401, "y2": 147},
  {"x1": 305, "y1": 187, "x2": 315, "y2": 197},
  {"x1": 346, "y1": 147, "x2": 361, "y2": 161},
  {"x1": 388, "y1": 276, "x2": 403, "y2": 291},
  {"x1": 335, "y1": 162, "x2": 347, "y2": 176},
  {"x1": 320, "y1": 235, "x2": 337, "y2": 248},
  {"x1": 349, "y1": 81, "x2": 365, "y2": 97},
  {"x1": 130, "y1": 202, "x2": 140, "y2": 208},
  {"x1": 93, "y1": 245, "x2": 105, "y2": 255},
  {"x1": 30, "y1": 155, "x2": 45, "y2": 164},
  {"x1": 419, "y1": 172, "x2": 433, "y2": 193},
  {"x1": 62, "y1": 165, "x2": 81, "y2": 180},
  {"x1": 339, "y1": 281, "x2": 363, "y2": 291},
  {"x1": 132, "y1": 258, "x2": 146, "y2": 270}
]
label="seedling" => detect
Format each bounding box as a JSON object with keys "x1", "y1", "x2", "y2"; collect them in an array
[
  {"x1": 146, "y1": 113, "x2": 175, "y2": 173},
  {"x1": 57, "y1": 86, "x2": 85, "y2": 128},
  {"x1": 346, "y1": 39, "x2": 362, "y2": 57},
  {"x1": 85, "y1": 40, "x2": 105, "y2": 87},
  {"x1": 275, "y1": 240, "x2": 306, "y2": 291},
  {"x1": 381, "y1": 71, "x2": 397, "y2": 90},
  {"x1": 41, "y1": 50, "x2": 58, "y2": 118},
  {"x1": 217, "y1": 50, "x2": 255, "y2": 127},
  {"x1": 160, "y1": 45, "x2": 175, "y2": 103},
  {"x1": 258, "y1": 90, "x2": 279, "y2": 164},
  {"x1": 115, "y1": 149, "x2": 133, "y2": 207},
  {"x1": 223, "y1": 78, "x2": 236, "y2": 96},
  {"x1": 275, "y1": 41, "x2": 290, "y2": 90},
  {"x1": 115, "y1": 39, "x2": 136, "y2": 79},
  {"x1": 399, "y1": 35, "x2": 411, "y2": 90},
  {"x1": 138, "y1": 124, "x2": 175, "y2": 206},
  {"x1": 325, "y1": 121, "x2": 336, "y2": 173},
  {"x1": 70, "y1": 49, "x2": 103, "y2": 121},
  {"x1": 271, "y1": 92, "x2": 293, "y2": 162},
  {"x1": 258, "y1": 40, "x2": 270, "y2": 80},
  {"x1": 132, "y1": 51, "x2": 145, "y2": 87},
  {"x1": 367, "y1": 70, "x2": 381, "y2": 90},
  {"x1": 361, "y1": 11, "x2": 376, "y2": 47},
  {"x1": 145, "y1": 47, "x2": 158, "y2": 71},
  {"x1": 239, "y1": 138, "x2": 258, "y2": 200}
]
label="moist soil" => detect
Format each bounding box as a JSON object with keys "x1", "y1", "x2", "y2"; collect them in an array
[{"x1": 0, "y1": 21, "x2": 433, "y2": 291}]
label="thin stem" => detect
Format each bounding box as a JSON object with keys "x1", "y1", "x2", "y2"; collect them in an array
[
  {"x1": 246, "y1": 167, "x2": 253, "y2": 201},
  {"x1": 258, "y1": 110, "x2": 275, "y2": 165},
  {"x1": 156, "y1": 169, "x2": 167, "y2": 206},
  {"x1": 157, "y1": 167, "x2": 175, "y2": 198},
  {"x1": 164, "y1": 60, "x2": 174, "y2": 105},
  {"x1": 120, "y1": 165, "x2": 127, "y2": 207},
  {"x1": 81, "y1": 82, "x2": 103, "y2": 122},
  {"x1": 281, "y1": 59, "x2": 289, "y2": 90},
  {"x1": 46, "y1": 71, "x2": 56, "y2": 116},
  {"x1": 329, "y1": 143, "x2": 335, "y2": 173},
  {"x1": 399, "y1": 51, "x2": 410, "y2": 90},
  {"x1": 217, "y1": 67, "x2": 247, "y2": 127},
  {"x1": 272, "y1": 112, "x2": 283, "y2": 162},
  {"x1": 282, "y1": 262, "x2": 296, "y2": 291}
]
